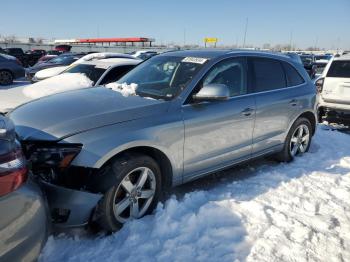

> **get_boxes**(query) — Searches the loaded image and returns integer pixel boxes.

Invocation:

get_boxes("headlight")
[26,143,82,168]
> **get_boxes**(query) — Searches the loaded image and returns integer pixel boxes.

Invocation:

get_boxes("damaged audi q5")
[8,50,316,232]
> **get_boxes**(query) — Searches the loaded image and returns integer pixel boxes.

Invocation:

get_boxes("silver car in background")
[9,50,316,232]
[0,116,48,261]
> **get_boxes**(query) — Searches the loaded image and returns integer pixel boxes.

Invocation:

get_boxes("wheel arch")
[297,111,317,135]
[99,146,174,189]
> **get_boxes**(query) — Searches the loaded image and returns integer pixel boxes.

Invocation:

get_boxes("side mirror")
[193,84,230,102]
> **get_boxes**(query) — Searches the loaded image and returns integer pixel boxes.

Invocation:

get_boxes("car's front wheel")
[275,117,312,162]
[95,154,162,232]
[0,70,13,85]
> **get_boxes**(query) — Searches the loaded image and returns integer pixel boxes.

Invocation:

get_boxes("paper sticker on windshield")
[182,57,208,64]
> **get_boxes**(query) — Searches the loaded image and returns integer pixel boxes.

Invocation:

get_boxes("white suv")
[316,54,350,125]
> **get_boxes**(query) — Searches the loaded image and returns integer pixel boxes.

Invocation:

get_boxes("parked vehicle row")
[31,52,139,82]
[25,53,85,82]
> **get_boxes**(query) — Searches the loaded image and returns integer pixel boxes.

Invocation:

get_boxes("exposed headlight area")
[25,143,82,168]
[21,142,82,183]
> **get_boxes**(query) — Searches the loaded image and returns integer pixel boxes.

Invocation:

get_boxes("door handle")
[289,99,298,106]
[241,108,254,116]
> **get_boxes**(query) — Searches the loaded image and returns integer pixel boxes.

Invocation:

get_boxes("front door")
[182,57,256,182]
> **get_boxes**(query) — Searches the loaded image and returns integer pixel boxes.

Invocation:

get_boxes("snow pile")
[39,127,350,262]
[34,66,68,80]
[23,73,93,99]
[105,82,138,97]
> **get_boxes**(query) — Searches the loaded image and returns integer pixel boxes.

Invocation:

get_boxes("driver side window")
[202,57,247,97]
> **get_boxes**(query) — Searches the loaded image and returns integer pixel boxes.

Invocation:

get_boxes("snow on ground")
[23,73,93,99]
[39,126,350,262]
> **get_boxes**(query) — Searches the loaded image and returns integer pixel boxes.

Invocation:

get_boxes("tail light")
[0,147,28,197]
[315,78,324,93]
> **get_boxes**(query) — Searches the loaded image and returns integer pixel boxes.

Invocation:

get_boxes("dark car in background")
[26,53,85,81]
[25,49,47,65]
[2,48,27,66]
[2,48,46,67]
[300,54,317,78]
[0,53,25,85]
[36,54,58,65]
[0,115,48,262]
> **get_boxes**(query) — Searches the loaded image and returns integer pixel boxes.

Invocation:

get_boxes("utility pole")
[289,30,293,51]
[243,17,248,48]
[183,28,186,47]
[314,36,318,51]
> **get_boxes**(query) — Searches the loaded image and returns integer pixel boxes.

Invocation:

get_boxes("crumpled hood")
[9,87,168,141]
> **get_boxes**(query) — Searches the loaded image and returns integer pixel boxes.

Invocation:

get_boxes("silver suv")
[9,50,317,232]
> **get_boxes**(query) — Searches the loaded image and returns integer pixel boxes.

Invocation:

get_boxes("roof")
[161,49,297,62]
[79,58,141,67]
[162,49,230,59]
[334,54,350,61]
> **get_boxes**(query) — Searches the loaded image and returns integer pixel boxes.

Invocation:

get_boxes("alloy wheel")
[0,71,13,85]
[112,167,156,223]
[289,124,310,156]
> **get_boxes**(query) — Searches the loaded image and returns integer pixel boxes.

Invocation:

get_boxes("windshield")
[49,55,77,65]
[315,64,327,74]
[315,55,332,61]
[300,56,313,64]
[62,64,107,84]
[116,56,208,99]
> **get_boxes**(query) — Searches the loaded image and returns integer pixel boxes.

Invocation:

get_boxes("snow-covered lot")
[38,126,350,262]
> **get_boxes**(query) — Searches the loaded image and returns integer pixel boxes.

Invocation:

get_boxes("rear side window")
[327,61,350,78]
[99,65,136,85]
[281,62,305,86]
[252,58,286,92]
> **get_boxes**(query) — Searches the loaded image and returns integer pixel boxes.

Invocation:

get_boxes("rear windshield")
[327,61,350,78]
[63,64,106,83]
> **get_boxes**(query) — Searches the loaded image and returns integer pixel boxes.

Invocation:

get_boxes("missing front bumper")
[40,180,102,228]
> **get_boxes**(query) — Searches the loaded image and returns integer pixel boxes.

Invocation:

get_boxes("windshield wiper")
[136,90,173,100]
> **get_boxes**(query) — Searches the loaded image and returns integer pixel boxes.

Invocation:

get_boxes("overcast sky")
[1,0,349,49]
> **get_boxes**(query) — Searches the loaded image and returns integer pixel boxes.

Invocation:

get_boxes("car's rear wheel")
[95,154,162,232]
[0,70,13,85]
[275,117,312,162]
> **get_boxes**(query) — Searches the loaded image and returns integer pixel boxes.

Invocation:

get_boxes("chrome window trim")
[182,77,306,107]
[181,54,307,107]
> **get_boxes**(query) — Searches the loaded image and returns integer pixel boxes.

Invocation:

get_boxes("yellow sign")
[204,37,218,43]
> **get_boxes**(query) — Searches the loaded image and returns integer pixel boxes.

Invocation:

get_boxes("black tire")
[275,117,312,162]
[94,153,162,232]
[0,70,13,85]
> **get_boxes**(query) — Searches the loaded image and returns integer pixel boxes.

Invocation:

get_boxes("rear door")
[250,57,305,155]
[322,60,350,105]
